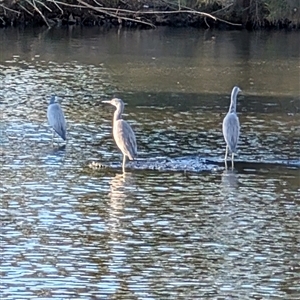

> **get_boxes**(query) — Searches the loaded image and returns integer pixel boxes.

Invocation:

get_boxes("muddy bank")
[0,0,299,29]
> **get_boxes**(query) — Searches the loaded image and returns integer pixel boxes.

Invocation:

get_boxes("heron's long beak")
[102,100,111,104]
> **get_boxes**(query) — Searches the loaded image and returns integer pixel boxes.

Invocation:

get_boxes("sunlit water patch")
[2,169,299,298]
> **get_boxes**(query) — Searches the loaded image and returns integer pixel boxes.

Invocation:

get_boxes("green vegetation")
[0,0,299,29]
[264,0,299,24]
[166,0,300,27]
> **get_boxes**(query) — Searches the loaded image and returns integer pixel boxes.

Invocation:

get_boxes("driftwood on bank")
[0,0,243,29]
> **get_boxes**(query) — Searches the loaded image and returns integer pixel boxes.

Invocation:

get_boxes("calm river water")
[1,27,299,299]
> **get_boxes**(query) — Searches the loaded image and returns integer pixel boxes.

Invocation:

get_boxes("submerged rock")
[89,156,221,172]
[89,156,300,173]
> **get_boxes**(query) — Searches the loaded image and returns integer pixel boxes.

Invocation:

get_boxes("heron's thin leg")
[224,145,228,160]
[224,159,228,169]
[122,155,126,173]
[231,153,234,169]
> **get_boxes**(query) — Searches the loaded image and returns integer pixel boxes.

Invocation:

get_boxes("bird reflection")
[106,173,155,298]
[108,172,135,228]
[107,173,129,260]
[49,144,66,160]
[108,173,127,218]
[219,169,240,227]
[221,169,239,194]
[51,144,66,155]
[44,144,66,166]
[106,172,135,293]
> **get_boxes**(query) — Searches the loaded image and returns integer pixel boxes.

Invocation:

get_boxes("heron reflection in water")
[221,169,239,192]
[102,98,137,173]
[47,95,67,143]
[222,86,242,169]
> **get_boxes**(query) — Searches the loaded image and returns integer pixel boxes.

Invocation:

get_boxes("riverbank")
[0,0,299,29]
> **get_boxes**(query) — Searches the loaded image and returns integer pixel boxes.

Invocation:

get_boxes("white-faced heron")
[102,98,137,173]
[222,86,242,169]
[47,95,67,142]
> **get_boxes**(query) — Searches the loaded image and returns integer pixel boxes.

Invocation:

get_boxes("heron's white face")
[102,98,124,107]
[235,86,242,93]
[110,98,123,107]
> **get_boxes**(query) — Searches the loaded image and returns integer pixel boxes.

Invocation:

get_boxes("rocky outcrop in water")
[89,156,221,172]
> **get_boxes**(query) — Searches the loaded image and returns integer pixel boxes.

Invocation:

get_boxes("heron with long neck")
[222,86,242,169]
[102,98,137,173]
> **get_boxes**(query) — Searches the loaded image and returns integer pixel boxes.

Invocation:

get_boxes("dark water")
[1,27,299,299]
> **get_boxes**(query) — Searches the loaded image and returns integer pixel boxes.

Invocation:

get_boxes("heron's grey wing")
[47,104,67,140]
[222,113,240,152]
[114,120,137,160]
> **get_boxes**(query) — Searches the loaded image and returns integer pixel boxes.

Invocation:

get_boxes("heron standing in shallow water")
[222,86,242,169]
[47,95,67,143]
[102,98,137,173]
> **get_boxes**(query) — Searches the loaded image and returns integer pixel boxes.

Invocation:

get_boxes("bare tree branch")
[46,0,86,9]
[5,0,242,28]
[18,3,34,16]
[25,0,51,28]
[35,0,52,12]
[0,4,21,15]
[77,0,156,28]
[46,0,64,15]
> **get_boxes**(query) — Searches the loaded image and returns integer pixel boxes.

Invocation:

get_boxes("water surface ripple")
[1,28,299,299]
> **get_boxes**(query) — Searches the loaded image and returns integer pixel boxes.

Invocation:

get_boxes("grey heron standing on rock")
[222,86,242,169]
[47,95,67,143]
[102,98,137,173]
